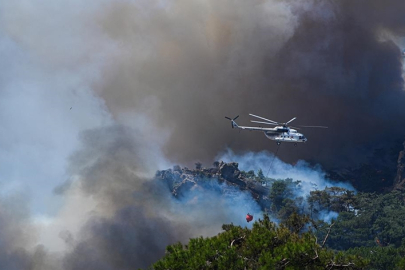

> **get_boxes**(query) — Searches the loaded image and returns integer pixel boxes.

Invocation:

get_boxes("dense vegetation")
[151,167,405,269]
[152,214,368,270]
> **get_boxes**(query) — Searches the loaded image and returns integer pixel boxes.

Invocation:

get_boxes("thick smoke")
[93,0,405,167]
[56,125,262,269]
[218,149,355,223]
[1,0,405,269]
[0,192,64,270]
[1,122,263,269]
[218,149,354,193]
[0,0,114,214]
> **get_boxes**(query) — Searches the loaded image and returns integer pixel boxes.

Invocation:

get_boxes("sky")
[0,0,405,269]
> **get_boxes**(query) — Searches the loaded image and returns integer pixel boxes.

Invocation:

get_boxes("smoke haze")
[95,0,405,167]
[1,0,405,268]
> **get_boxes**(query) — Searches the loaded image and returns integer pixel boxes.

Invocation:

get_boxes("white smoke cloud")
[175,182,263,231]
[318,210,339,223]
[0,0,116,216]
[217,148,355,194]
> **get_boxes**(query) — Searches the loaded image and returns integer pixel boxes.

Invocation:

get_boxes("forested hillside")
[150,160,405,269]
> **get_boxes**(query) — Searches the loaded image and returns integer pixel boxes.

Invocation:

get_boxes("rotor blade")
[285,117,296,125]
[249,114,279,124]
[289,126,301,130]
[233,115,239,121]
[250,120,278,126]
[298,125,328,128]
[225,116,231,120]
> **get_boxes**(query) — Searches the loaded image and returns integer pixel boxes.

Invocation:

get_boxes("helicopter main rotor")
[249,114,327,129]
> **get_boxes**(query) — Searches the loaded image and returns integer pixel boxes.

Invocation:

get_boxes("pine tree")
[151,214,368,270]
[257,169,265,180]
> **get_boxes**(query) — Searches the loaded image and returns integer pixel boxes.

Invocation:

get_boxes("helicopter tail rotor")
[225,115,239,128]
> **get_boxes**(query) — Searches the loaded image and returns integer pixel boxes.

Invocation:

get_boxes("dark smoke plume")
[96,0,405,167]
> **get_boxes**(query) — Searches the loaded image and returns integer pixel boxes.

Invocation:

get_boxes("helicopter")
[225,114,327,146]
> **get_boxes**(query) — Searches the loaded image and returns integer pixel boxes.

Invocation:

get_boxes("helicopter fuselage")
[264,128,307,144]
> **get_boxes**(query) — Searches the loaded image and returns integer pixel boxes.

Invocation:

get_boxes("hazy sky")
[2,0,405,213]
[1,0,405,268]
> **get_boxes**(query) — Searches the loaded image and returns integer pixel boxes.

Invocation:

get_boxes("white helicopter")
[225,114,327,146]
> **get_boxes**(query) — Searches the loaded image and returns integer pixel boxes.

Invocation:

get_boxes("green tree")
[257,169,265,180]
[324,191,405,250]
[308,187,354,219]
[241,170,256,179]
[269,180,289,212]
[151,214,367,269]
[343,245,405,270]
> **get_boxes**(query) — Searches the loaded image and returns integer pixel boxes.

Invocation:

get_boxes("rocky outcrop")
[155,161,270,208]
[218,162,246,188]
